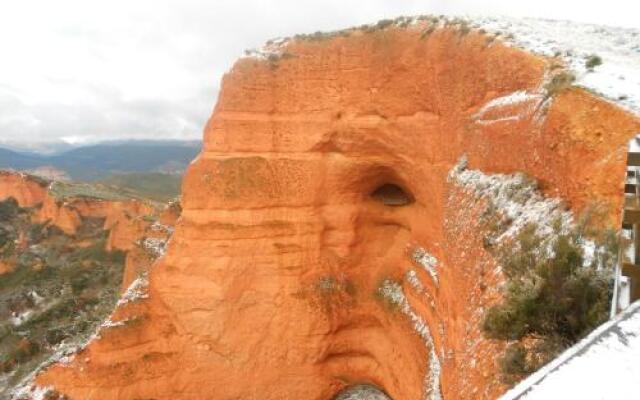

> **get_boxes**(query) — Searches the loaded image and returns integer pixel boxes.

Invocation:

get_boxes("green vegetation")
[0,198,25,258]
[375,19,394,30]
[585,54,603,71]
[0,338,40,373]
[0,202,125,394]
[482,214,616,384]
[98,172,182,202]
[0,197,20,220]
[420,26,436,39]
[49,180,132,202]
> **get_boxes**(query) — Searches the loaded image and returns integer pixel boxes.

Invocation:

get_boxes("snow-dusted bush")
[544,71,576,98]
[585,54,603,71]
[483,218,616,383]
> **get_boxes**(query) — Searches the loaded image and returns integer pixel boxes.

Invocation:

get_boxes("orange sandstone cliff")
[33,22,640,400]
[0,171,48,208]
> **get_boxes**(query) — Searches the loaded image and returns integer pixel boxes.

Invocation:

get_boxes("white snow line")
[474,116,522,125]
[473,90,543,120]
[378,280,442,400]
[411,248,440,286]
[406,269,425,293]
[118,272,150,306]
[500,300,640,399]
[448,157,571,242]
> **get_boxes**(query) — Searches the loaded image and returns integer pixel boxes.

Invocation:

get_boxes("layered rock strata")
[32,20,640,400]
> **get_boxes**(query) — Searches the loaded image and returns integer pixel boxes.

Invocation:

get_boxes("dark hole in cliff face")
[370,183,414,206]
[333,384,392,400]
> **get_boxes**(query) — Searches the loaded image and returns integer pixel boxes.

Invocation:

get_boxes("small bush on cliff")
[544,71,576,99]
[375,19,394,30]
[0,198,20,220]
[483,214,615,383]
[0,226,13,251]
[585,54,603,71]
[498,343,530,381]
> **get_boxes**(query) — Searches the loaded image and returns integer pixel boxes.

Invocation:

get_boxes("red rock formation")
[0,171,48,208]
[36,196,83,235]
[158,200,181,227]
[35,24,640,400]
[0,170,159,239]
[0,170,174,294]
[70,198,156,230]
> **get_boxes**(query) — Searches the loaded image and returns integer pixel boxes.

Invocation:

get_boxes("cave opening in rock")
[333,384,393,400]
[370,183,414,206]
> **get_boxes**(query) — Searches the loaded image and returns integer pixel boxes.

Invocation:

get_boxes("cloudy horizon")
[1,0,638,150]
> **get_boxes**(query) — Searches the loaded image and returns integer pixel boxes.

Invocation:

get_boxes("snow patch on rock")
[470,17,640,116]
[378,279,442,400]
[141,237,168,257]
[473,90,545,125]
[448,156,571,242]
[411,248,440,286]
[11,384,56,400]
[150,221,174,235]
[406,269,425,293]
[8,329,101,399]
[118,272,149,306]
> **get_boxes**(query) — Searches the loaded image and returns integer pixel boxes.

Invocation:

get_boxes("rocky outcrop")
[34,20,640,400]
[36,195,83,235]
[0,171,176,288]
[0,171,159,239]
[119,204,178,290]
[0,171,48,208]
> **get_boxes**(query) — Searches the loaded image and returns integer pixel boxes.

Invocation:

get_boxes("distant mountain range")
[0,140,201,181]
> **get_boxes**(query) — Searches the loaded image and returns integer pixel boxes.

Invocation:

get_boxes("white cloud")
[0,0,637,145]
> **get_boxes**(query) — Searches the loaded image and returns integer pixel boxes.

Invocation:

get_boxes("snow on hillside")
[249,16,640,117]
[471,17,640,116]
[500,300,640,399]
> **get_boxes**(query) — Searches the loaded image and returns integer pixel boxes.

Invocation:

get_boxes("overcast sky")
[0,0,637,148]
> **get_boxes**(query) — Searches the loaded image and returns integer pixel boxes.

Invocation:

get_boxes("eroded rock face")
[0,171,174,288]
[35,24,640,400]
[0,171,48,208]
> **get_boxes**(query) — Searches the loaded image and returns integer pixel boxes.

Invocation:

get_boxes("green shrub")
[45,328,67,346]
[420,26,436,39]
[375,19,394,30]
[71,273,92,294]
[499,344,530,383]
[0,226,13,249]
[0,198,20,220]
[69,240,123,263]
[483,218,615,382]
[0,338,40,372]
[27,222,49,243]
[585,54,603,70]
[457,21,471,36]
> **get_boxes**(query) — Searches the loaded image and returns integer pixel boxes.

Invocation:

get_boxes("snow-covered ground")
[500,300,640,399]
[471,17,640,116]
[248,16,640,118]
